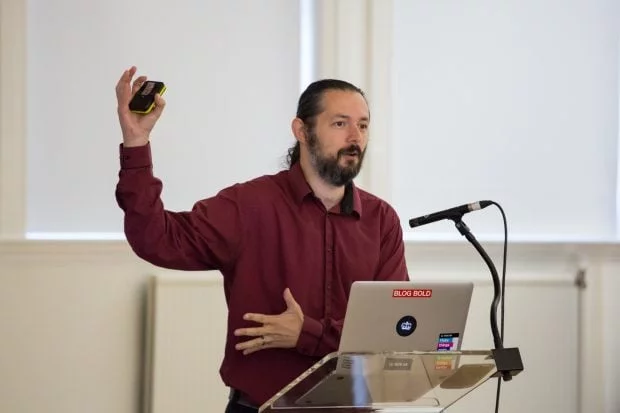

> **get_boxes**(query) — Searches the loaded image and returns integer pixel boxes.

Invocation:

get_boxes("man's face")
[306,90,370,187]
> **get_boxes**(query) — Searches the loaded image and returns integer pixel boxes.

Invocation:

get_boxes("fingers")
[283,288,297,308]
[116,66,138,110]
[236,336,263,349]
[234,326,268,337]
[235,336,268,351]
[237,335,274,355]
[150,93,166,117]
[243,313,274,324]
[243,344,269,355]
[131,76,148,96]
[116,67,136,92]
[116,66,136,86]
[283,288,303,320]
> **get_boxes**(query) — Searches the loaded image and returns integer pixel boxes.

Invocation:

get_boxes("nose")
[347,124,364,144]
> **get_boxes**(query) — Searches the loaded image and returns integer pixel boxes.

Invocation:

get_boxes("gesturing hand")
[234,288,304,355]
[115,66,166,147]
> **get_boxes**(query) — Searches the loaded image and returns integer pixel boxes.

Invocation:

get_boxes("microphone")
[409,201,492,228]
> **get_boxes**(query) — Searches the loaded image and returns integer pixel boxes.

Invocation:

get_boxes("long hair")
[286,79,366,168]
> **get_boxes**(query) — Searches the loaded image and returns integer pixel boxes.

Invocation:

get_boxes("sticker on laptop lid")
[392,288,432,298]
[437,333,460,351]
[395,315,417,337]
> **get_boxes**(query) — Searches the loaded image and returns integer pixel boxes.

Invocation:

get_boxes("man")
[115,66,409,413]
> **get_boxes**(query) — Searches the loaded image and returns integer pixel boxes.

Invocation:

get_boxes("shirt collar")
[288,162,362,218]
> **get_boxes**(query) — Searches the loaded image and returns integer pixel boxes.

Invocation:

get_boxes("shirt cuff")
[119,142,152,169]
[296,315,323,356]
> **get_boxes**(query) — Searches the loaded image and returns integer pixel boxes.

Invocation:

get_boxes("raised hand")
[115,66,166,147]
[234,288,305,355]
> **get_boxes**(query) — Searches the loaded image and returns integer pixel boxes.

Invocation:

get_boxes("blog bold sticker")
[392,289,433,298]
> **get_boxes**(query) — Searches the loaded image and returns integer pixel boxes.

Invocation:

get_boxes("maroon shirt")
[115,143,409,406]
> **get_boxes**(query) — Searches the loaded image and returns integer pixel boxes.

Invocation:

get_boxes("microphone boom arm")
[453,218,502,350]
[450,216,523,381]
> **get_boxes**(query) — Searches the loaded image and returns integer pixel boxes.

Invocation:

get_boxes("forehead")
[319,90,369,120]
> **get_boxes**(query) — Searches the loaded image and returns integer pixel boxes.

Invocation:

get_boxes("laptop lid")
[338,281,474,353]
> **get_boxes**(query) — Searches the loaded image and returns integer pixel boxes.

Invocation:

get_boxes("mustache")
[338,145,362,157]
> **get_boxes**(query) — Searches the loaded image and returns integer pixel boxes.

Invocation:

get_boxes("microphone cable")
[490,201,508,413]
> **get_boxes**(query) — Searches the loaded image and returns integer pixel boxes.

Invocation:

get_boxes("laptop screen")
[338,281,473,353]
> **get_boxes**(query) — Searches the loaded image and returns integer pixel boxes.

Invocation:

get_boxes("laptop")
[338,280,474,353]
[292,281,477,407]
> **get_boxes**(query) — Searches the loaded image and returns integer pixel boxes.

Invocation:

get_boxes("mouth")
[340,153,360,165]
[340,147,361,159]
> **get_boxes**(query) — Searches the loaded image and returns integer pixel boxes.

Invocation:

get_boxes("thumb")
[150,93,166,117]
[283,288,297,309]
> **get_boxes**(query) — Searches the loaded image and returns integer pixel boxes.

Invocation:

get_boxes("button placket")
[324,213,334,318]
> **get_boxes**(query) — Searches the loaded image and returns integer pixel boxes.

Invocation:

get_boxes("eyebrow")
[332,114,370,122]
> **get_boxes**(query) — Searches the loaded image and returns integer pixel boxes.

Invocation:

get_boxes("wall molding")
[1,238,617,267]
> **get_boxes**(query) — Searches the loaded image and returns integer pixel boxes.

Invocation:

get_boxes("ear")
[291,118,307,144]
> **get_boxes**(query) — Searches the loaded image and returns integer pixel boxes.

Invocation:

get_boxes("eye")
[359,123,369,131]
[334,121,346,128]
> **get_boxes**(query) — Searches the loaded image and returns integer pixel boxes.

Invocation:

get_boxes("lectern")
[259,348,522,412]
[259,201,524,412]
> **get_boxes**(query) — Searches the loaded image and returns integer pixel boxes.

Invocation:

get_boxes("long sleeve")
[115,143,242,271]
[295,316,343,357]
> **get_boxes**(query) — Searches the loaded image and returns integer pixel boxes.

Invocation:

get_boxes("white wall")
[0,242,152,413]
[0,241,618,413]
[1,1,620,413]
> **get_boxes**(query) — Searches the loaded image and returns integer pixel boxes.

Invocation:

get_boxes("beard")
[307,130,366,187]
